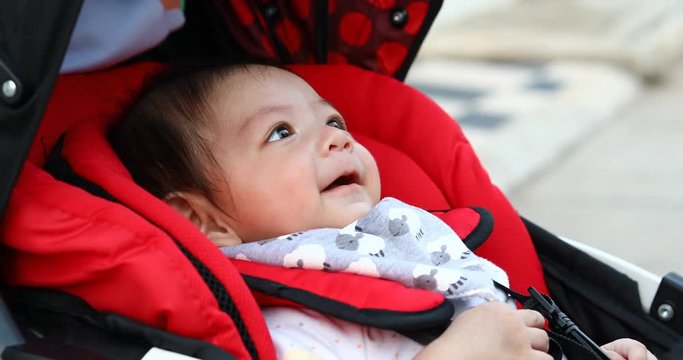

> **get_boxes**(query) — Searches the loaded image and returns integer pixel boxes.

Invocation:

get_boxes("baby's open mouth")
[323,172,360,192]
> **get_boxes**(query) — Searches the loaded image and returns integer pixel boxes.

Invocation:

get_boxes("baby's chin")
[329,202,376,228]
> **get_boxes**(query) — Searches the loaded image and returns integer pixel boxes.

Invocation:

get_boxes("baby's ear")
[164,192,243,247]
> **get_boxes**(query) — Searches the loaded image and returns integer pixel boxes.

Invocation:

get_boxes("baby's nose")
[322,127,353,154]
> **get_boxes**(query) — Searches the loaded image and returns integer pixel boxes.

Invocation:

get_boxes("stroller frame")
[1,1,682,359]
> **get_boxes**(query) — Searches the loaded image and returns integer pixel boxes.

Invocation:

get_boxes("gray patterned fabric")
[222,197,510,317]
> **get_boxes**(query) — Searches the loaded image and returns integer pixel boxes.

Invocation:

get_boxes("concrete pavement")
[406,1,683,277]
[508,61,683,276]
[422,0,683,81]
[405,58,640,193]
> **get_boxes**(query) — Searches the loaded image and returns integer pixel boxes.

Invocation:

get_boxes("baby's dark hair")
[109,60,280,200]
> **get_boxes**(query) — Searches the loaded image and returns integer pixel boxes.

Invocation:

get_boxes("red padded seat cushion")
[29,63,546,291]
[27,62,548,294]
[293,65,547,294]
[2,62,548,356]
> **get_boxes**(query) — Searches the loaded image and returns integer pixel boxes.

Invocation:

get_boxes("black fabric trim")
[45,136,118,203]
[4,287,235,360]
[548,329,604,360]
[427,206,493,251]
[133,0,241,62]
[42,142,259,360]
[666,341,683,360]
[242,274,453,333]
[174,243,258,359]
[525,218,683,359]
[394,0,443,81]
[260,3,293,63]
[463,207,493,251]
[398,321,449,346]
[314,0,328,63]
[547,337,565,360]
[0,0,83,221]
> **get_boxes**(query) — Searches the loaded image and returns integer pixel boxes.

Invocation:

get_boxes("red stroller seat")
[1,1,681,359]
[1,62,547,358]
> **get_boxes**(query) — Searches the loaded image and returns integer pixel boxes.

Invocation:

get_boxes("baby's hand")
[415,302,552,360]
[601,338,657,360]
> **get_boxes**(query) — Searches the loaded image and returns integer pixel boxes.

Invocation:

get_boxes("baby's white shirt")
[263,307,424,360]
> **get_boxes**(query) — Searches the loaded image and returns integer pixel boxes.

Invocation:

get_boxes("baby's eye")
[326,117,346,130]
[267,124,293,142]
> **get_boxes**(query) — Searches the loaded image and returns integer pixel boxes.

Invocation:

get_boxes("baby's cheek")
[360,152,381,202]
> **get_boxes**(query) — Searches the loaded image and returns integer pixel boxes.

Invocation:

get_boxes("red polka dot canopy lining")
[209,0,440,79]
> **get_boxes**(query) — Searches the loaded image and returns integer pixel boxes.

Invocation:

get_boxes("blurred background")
[405,0,683,276]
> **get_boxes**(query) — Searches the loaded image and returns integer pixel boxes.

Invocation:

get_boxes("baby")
[110,62,654,360]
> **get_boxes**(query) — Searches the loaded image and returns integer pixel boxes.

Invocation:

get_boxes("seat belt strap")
[494,281,612,360]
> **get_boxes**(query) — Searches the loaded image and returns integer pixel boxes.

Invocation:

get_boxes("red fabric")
[234,260,446,312]
[68,120,275,359]
[2,163,271,360]
[4,63,276,359]
[293,64,548,294]
[376,42,408,75]
[239,205,487,311]
[432,209,482,242]
[353,134,448,209]
[27,62,164,167]
[339,12,373,46]
[210,1,432,77]
[1,62,548,358]
[405,2,428,35]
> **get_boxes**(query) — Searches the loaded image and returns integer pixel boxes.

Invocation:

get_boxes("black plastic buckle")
[494,281,611,360]
[526,287,611,360]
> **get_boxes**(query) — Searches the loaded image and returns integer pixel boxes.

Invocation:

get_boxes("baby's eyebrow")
[241,104,292,133]
[317,98,340,113]
[247,105,292,122]
[239,99,340,133]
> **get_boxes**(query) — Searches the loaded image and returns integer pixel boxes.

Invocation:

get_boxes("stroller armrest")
[650,273,683,334]
[559,237,661,313]
[560,237,683,335]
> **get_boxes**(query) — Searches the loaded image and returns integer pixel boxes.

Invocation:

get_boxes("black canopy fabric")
[0,1,84,354]
[0,0,84,218]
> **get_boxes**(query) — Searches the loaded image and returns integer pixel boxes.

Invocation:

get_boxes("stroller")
[1,0,681,359]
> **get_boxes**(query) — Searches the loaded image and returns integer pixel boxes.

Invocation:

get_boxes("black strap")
[4,287,236,360]
[313,0,328,63]
[259,3,293,63]
[44,135,117,203]
[494,281,612,360]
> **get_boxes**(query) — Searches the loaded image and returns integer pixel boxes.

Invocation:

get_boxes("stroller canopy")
[3,1,680,360]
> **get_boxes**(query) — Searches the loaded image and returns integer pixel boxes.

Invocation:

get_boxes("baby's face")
[208,66,381,243]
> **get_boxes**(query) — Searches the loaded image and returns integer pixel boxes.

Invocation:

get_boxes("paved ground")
[508,61,683,277]
[405,58,640,192]
[408,1,683,277]
[423,0,683,81]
